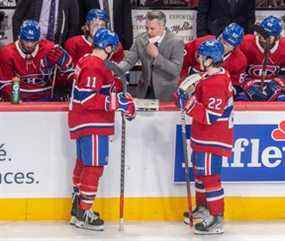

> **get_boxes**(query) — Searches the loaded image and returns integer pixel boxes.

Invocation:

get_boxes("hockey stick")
[179,102,193,228]
[252,24,270,88]
[51,9,65,99]
[119,80,127,232]
[104,60,127,231]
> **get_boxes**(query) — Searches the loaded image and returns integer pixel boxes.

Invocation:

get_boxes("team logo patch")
[248,64,280,78]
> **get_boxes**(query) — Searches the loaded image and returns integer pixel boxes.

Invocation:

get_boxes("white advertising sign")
[132,9,197,42]
[0,111,285,199]
[131,9,285,43]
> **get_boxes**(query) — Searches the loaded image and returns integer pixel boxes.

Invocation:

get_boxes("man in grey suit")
[117,10,184,101]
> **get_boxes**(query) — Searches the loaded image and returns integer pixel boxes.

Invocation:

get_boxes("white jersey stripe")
[70,123,114,132]
[191,137,232,149]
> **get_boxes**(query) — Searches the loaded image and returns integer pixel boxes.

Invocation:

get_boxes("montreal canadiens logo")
[271,121,285,141]
[248,64,280,78]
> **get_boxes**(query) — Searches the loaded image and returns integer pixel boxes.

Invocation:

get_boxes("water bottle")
[110,91,117,111]
[11,78,20,104]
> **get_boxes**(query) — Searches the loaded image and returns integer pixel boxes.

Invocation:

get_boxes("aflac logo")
[223,121,285,170]
[271,121,285,141]
[174,122,285,183]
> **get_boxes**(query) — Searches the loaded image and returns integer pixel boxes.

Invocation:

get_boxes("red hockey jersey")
[64,35,124,65]
[240,34,285,79]
[186,68,234,157]
[68,54,122,139]
[181,35,215,79]
[0,40,55,101]
[181,35,247,86]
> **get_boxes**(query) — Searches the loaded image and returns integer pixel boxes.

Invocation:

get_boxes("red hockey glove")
[116,92,136,121]
[105,92,136,120]
[43,45,73,72]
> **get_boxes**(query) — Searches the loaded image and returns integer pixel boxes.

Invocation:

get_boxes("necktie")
[102,0,110,16]
[230,0,239,15]
[47,0,56,41]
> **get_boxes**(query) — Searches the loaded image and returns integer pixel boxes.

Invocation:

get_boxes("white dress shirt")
[39,0,59,39]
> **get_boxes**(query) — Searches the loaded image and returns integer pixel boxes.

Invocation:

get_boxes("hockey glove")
[105,92,136,120]
[174,89,188,109]
[277,94,285,101]
[266,80,282,101]
[176,73,201,109]
[43,45,73,72]
[116,92,136,121]
[247,83,269,101]
[243,79,268,101]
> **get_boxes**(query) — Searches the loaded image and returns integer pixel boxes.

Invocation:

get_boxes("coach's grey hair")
[146,11,166,26]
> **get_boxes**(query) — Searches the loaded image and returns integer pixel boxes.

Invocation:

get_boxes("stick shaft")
[180,109,193,227]
[119,114,126,231]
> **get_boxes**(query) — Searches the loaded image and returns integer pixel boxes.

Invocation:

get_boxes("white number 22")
[208,98,222,110]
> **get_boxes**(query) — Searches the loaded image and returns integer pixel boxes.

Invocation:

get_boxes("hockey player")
[181,23,247,97]
[239,16,285,101]
[64,9,124,66]
[0,20,72,101]
[177,40,234,234]
[68,28,136,231]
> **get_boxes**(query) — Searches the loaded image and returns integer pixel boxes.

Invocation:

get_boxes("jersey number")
[208,98,222,110]
[86,77,96,88]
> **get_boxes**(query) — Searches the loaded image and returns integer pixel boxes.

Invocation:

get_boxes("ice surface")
[0,221,284,241]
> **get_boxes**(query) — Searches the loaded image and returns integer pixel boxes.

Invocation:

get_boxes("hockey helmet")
[260,16,282,37]
[93,28,119,49]
[19,20,41,42]
[86,9,109,23]
[198,40,224,64]
[222,23,244,47]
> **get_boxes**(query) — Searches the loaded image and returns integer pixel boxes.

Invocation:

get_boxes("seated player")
[64,9,124,66]
[181,23,247,99]
[0,20,72,102]
[239,16,285,101]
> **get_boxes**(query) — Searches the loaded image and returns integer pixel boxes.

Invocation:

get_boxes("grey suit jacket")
[118,30,184,101]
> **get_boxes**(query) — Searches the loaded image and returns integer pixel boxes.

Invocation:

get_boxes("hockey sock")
[79,166,104,210]
[195,177,207,207]
[203,175,224,216]
[72,159,84,187]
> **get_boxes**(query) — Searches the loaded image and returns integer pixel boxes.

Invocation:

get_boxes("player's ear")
[105,46,113,54]
[204,58,213,68]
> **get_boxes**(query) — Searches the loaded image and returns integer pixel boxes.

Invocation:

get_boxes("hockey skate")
[194,215,224,235]
[183,206,210,225]
[69,188,100,226]
[75,208,104,231]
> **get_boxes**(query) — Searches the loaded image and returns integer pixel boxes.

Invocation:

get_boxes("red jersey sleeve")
[0,47,15,99]
[64,37,78,65]
[180,40,196,80]
[111,42,125,63]
[224,48,248,86]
